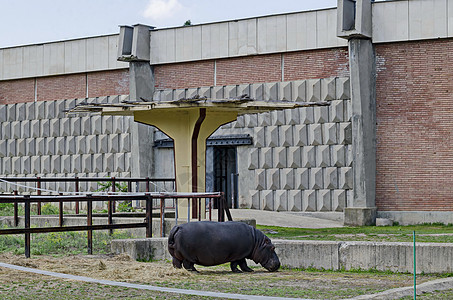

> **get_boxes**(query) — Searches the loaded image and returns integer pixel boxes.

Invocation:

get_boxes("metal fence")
[0,192,230,258]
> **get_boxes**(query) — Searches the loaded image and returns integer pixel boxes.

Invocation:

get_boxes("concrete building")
[0,0,452,225]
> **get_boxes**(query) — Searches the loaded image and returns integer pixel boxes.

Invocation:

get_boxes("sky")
[0,0,337,48]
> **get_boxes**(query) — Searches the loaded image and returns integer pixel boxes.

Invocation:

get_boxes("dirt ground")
[0,252,447,299]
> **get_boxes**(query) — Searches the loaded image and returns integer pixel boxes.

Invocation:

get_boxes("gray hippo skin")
[168,221,280,273]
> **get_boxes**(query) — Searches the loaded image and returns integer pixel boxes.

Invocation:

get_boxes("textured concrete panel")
[81,154,92,173]
[248,148,259,170]
[324,167,338,189]
[30,120,40,138]
[292,80,307,101]
[249,190,260,210]
[65,136,76,155]
[35,102,45,120]
[316,145,330,167]
[295,168,309,190]
[317,190,331,212]
[11,157,20,175]
[120,133,131,152]
[41,155,51,173]
[16,103,26,121]
[245,114,258,128]
[11,121,21,139]
[261,190,274,211]
[31,156,40,174]
[187,88,199,99]
[51,156,61,173]
[7,105,16,122]
[198,87,211,99]
[109,135,120,153]
[98,135,108,153]
[300,107,314,124]
[104,153,115,173]
[1,123,11,139]
[250,83,264,100]
[302,146,316,168]
[0,140,6,158]
[288,190,302,211]
[76,136,86,154]
[61,155,71,173]
[303,190,316,211]
[323,123,337,145]
[55,100,66,118]
[336,77,350,100]
[293,124,308,146]
[287,146,301,168]
[263,82,279,101]
[3,157,11,175]
[0,106,7,122]
[112,116,124,134]
[331,145,346,167]
[91,116,102,135]
[275,190,288,211]
[308,124,323,146]
[20,121,30,139]
[346,145,353,167]
[321,77,336,101]
[329,100,345,122]
[115,153,125,172]
[7,140,15,157]
[255,169,266,190]
[285,108,299,125]
[36,138,45,156]
[279,125,293,147]
[17,139,26,156]
[55,137,65,155]
[259,147,273,169]
[270,110,285,126]
[49,119,59,137]
[279,81,292,101]
[70,118,81,136]
[81,117,91,136]
[87,135,97,154]
[345,100,352,121]
[339,167,353,189]
[339,122,352,145]
[273,147,286,168]
[266,126,279,147]
[212,86,223,99]
[258,112,271,127]
[266,168,280,190]
[332,190,346,212]
[25,138,35,156]
[72,155,82,173]
[280,168,294,190]
[233,115,245,128]
[59,118,70,136]
[45,101,56,119]
[253,127,265,148]
[309,167,323,190]
[40,119,50,137]
[46,137,55,155]
[102,116,113,134]
[314,106,329,124]
[93,153,103,172]
[224,85,237,99]
[307,79,321,102]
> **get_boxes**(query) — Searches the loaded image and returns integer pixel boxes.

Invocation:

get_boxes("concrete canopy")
[71,98,328,218]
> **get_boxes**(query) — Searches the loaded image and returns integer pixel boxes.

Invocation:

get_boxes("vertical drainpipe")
[337,0,377,226]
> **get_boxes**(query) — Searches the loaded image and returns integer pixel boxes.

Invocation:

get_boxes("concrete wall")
[111,237,453,274]
[152,77,352,213]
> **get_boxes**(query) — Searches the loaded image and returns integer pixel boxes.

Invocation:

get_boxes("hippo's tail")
[167,225,180,257]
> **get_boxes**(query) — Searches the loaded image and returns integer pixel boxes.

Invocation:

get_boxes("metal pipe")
[87,196,93,255]
[59,193,63,227]
[175,198,178,225]
[24,195,31,258]
[37,177,41,215]
[75,177,79,214]
[13,190,18,227]
[160,198,164,237]
[145,194,152,238]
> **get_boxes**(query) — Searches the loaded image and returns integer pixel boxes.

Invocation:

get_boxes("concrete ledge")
[344,207,377,226]
[111,238,453,274]
[378,211,453,225]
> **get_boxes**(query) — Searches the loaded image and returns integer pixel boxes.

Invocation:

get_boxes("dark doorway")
[213,146,237,208]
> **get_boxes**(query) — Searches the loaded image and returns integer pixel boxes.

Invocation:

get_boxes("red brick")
[0,78,35,104]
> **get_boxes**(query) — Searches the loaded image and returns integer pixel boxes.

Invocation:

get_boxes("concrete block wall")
[153,77,352,213]
[0,95,133,197]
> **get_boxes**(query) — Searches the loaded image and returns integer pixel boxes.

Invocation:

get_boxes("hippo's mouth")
[262,259,280,272]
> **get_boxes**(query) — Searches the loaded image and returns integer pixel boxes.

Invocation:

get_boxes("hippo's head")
[253,232,280,272]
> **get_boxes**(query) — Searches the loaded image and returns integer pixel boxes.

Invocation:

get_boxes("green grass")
[257,223,453,243]
[0,229,134,255]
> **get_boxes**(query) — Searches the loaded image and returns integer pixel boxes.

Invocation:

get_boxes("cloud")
[143,0,183,20]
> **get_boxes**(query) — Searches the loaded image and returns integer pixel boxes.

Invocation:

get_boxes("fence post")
[145,194,152,238]
[75,176,79,214]
[59,193,64,227]
[160,198,165,237]
[24,195,31,258]
[13,190,19,227]
[37,177,41,215]
[87,195,93,255]
[111,177,116,213]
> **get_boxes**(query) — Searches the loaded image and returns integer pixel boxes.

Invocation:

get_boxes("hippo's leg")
[230,261,242,273]
[238,258,253,272]
[172,257,182,269]
[182,259,198,272]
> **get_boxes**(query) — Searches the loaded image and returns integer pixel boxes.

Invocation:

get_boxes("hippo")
[167,221,280,273]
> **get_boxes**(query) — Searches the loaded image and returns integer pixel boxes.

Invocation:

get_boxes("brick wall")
[0,69,129,103]
[376,39,453,211]
[0,78,35,104]
[87,69,129,98]
[37,73,86,101]
[154,60,215,89]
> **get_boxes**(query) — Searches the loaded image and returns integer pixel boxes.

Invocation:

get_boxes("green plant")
[0,203,24,216]
[41,203,60,215]
[96,180,133,212]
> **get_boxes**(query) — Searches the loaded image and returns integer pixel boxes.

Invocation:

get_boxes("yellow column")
[134,108,237,219]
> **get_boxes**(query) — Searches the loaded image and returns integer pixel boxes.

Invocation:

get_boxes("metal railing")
[0,177,175,214]
[0,192,231,258]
